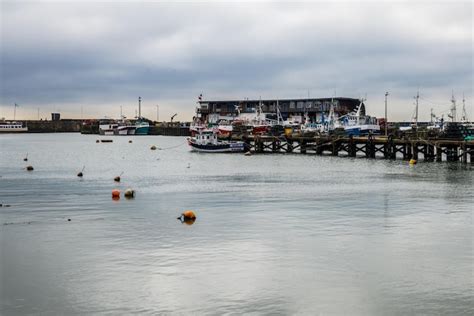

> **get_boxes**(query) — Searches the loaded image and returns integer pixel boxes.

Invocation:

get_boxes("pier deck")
[239,135,474,164]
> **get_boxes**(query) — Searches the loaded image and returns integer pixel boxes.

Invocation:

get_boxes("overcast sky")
[0,0,472,121]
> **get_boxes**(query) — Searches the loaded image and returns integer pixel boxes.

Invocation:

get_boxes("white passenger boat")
[187,130,246,153]
[0,121,28,132]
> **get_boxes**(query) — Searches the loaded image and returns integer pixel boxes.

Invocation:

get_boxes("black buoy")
[114,172,123,182]
[26,166,34,171]
[77,166,85,177]
[67,218,71,222]
[129,140,133,143]
[23,153,28,161]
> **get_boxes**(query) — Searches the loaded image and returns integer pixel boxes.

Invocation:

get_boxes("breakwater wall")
[149,126,190,136]
[25,120,82,133]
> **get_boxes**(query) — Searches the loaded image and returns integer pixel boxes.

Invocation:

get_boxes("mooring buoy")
[26,166,34,171]
[96,139,100,143]
[124,188,135,198]
[77,166,85,177]
[150,145,157,150]
[114,171,123,182]
[409,159,417,165]
[23,153,28,161]
[129,140,133,143]
[112,189,120,199]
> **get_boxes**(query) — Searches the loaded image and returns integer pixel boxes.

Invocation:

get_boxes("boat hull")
[188,140,245,153]
[345,125,381,136]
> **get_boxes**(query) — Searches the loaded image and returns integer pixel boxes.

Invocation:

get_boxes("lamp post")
[384,92,389,136]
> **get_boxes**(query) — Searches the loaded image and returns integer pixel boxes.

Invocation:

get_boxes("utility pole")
[384,92,389,136]
[13,103,18,120]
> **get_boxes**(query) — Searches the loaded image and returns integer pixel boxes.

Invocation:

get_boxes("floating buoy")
[96,139,100,143]
[180,210,196,220]
[150,145,157,150]
[23,153,28,161]
[129,140,133,143]
[187,163,190,168]
[101,139,113,143]
[114,171,123,182]
[77,166,85,177]
[67,218,71,222]
[178,210,197,225]
[26,166,34,171]
[409,159,417,165]
[124,188,135,198]
[244,151,252,156]
[112,189,120,199]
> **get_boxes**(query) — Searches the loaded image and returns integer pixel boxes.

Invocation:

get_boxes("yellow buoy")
[124,188,135,198]
[409,159,417,165]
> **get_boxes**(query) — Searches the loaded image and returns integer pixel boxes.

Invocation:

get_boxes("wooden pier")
[240,135,474,164]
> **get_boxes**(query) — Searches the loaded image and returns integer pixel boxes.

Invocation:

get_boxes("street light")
[384,92,389,136]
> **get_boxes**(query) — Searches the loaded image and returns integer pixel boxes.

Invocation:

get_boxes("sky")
[0,0,472,122]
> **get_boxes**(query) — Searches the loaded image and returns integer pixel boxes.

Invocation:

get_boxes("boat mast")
[461,93,468,122]
[138,96,142,119]
[450,91,456,122]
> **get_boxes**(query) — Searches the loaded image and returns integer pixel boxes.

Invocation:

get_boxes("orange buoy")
[182,210,196,220]
[112,189,120,199]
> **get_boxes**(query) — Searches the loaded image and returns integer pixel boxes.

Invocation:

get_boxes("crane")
[170,113,177,122]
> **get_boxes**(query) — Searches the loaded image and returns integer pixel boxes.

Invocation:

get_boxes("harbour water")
[1,134,473,315]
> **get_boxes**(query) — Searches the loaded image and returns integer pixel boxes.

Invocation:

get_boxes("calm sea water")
[0,133,472,315]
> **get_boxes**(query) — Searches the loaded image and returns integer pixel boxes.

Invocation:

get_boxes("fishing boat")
[99,119,118,135]
[134,120,149,135]
[337,99,380,136]
[187,130,246,153]
[0,121,28,132]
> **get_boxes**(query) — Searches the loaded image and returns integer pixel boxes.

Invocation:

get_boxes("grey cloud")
[0,1,472,120]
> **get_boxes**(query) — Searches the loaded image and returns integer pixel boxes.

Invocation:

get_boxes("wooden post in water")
[412,143,419,161]
[332,140,338,156]
[461,143,467,164]
[301,140,307,154]
[349,136,356,157]
[406,144,412,160]
[286,141,293,153]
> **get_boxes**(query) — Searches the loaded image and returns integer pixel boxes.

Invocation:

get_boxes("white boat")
[187,130,246,153]
[0,121,28,132]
